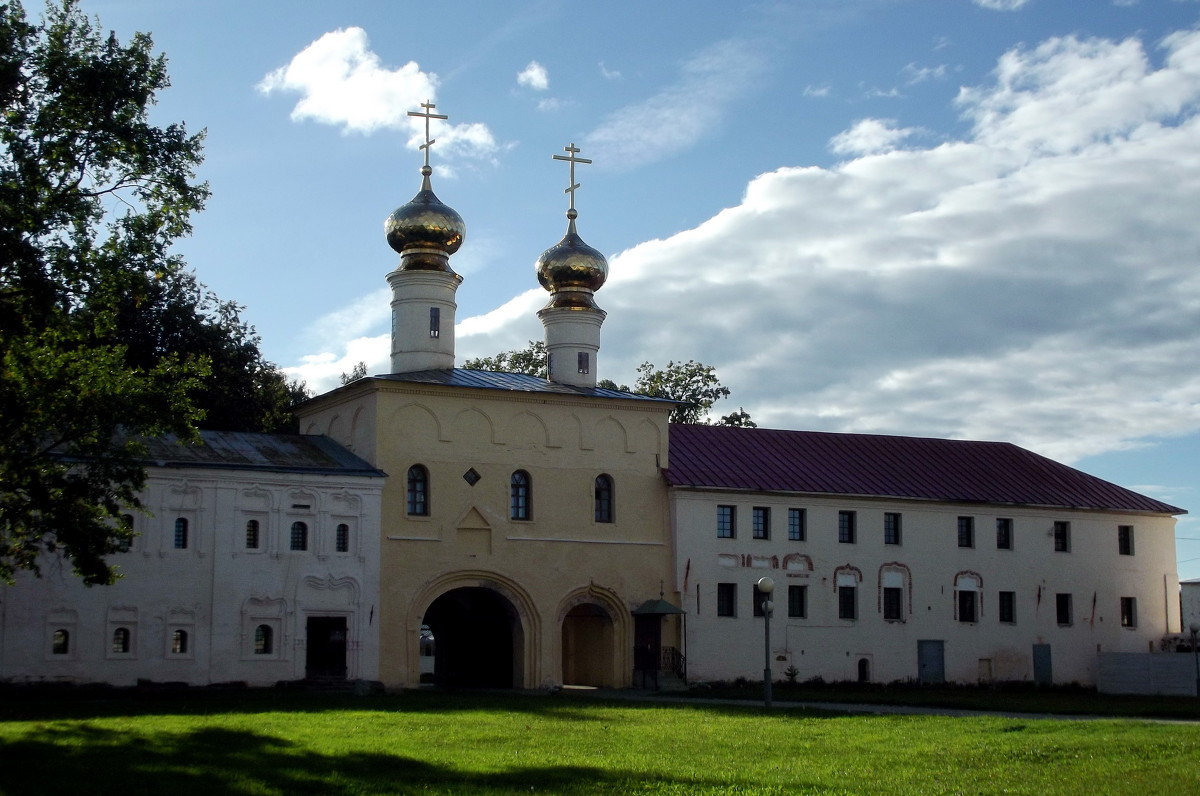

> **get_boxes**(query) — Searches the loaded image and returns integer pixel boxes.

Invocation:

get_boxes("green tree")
[110,268,309,432]
[466,342,753,426]
[340,360,368,385]
[0,0,211,584]
[633,360,746,425]
[463,340,548,378]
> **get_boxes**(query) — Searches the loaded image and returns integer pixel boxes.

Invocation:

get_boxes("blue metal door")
[917,639,945,684]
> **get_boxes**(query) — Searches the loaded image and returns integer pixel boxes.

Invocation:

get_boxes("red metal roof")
[665,424,1184,514]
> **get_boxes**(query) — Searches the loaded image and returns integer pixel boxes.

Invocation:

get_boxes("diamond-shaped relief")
[462,468,481,486]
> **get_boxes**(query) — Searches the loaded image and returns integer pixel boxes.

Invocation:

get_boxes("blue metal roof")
[371,368,677,404]
[136,431,385,477]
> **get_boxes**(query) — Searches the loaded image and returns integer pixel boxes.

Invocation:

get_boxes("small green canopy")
[631,598,684,616]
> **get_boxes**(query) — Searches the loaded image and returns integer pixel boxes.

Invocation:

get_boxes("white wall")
[673,490,1179,686]
[0,465,382,687]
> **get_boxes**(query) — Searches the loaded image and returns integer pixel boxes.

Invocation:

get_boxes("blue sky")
[76,0,1200,579]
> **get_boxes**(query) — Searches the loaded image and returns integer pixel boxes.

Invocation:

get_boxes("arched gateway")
[410,572,539,689]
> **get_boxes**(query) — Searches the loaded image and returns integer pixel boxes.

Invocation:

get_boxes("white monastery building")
[0,106,1187,691]
[0,432,384,686]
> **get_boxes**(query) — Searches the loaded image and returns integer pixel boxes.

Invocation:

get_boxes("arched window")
[245,519,260,549]
[510,470,531,521]
[173,517,189,549]
[171,629,188,654]
[407,465,429,516]
[52,629,70,655]
[112,627,130,654]
[594,474,614,523]
[254,624,273,655]
[336,523,350,553]
[290,521,308,551]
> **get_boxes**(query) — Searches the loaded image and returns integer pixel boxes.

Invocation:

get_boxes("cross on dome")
[552,143,592,216]
[407,100,448,170]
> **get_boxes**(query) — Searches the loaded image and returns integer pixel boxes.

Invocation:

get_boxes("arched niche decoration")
[636,417,665,458]
[326,413,345,445]
[591,416,630,454]
[832,564,863,592]
[389,402,442,444]
[877,562,913,613]
[504,410,552,449]
[450,407,497,446]
[782,553,812,572]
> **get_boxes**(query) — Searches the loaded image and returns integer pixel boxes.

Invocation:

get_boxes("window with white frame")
[1053,521,1071,552]
[787,508,805,541]
[752,507,770,540]
[717,505,736,539]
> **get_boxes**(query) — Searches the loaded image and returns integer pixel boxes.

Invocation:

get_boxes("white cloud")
[584,38,768,169]
[516,60,549,90]
[829,118,920,155]
[803,84,832,97]
[291,26,1200,465]
[599,62,622,80]
[973,0,1032,10]
[904,63,948,84]
[259,27,497,161]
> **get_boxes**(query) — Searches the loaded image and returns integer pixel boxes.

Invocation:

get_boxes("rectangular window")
[958,590,978,623]
[717,505,736,539]
[1118,525,1134,556]
[716,583,737,617]
[996,518,1013,550]
[335,524,350,553]
[752,507,770,540]
[883,587,903,621]
[1053,521,1071,552]
[957,516,974,548]
[752,583,770,617]
[838,511,856,544]
[884,513,902,545]
[1056,593,1073,625]
[787,585,807,618]
[998,591,1016,623]
[1120,597,1137,628]
[245,519,260,550]
[429,306,440,338]
[577,351,589,374]
[787,508,806,541]
[838,586,857,620]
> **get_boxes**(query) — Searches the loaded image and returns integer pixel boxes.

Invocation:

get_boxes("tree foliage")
[465,341,753,426]
[0,1,286,584]
[462,340,548,378]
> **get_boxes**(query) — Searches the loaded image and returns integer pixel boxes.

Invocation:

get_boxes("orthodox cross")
[407,100,448,168]
[552,143,592,212]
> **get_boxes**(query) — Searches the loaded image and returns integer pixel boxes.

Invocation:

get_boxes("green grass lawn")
[1,689,1198,795]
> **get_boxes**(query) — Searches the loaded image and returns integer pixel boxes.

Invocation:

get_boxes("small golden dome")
[385,167,465,267]
[535,211,608,308]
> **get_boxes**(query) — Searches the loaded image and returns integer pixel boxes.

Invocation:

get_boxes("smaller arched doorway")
[857,657,871,682]
[423,587,523,688]
[561,604,615,687]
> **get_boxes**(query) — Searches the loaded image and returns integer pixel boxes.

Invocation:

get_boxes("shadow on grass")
[0,723,809,796]
[0,686,841,725]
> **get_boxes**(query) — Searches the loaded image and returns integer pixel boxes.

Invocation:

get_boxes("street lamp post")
[758,576,775,708]
[1190,623,1200,699]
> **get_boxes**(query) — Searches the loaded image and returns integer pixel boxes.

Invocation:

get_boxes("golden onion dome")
[384,166,465,266]
[535,210,608,308]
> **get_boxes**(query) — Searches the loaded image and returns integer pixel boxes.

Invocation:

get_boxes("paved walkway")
[556,685,1200,723]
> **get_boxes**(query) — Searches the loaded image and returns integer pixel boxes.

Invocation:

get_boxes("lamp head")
[1189,622,1200,635]
[757,576,775,594]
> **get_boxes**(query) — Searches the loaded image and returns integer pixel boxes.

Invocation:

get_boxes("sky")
[71,0,1200,580]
